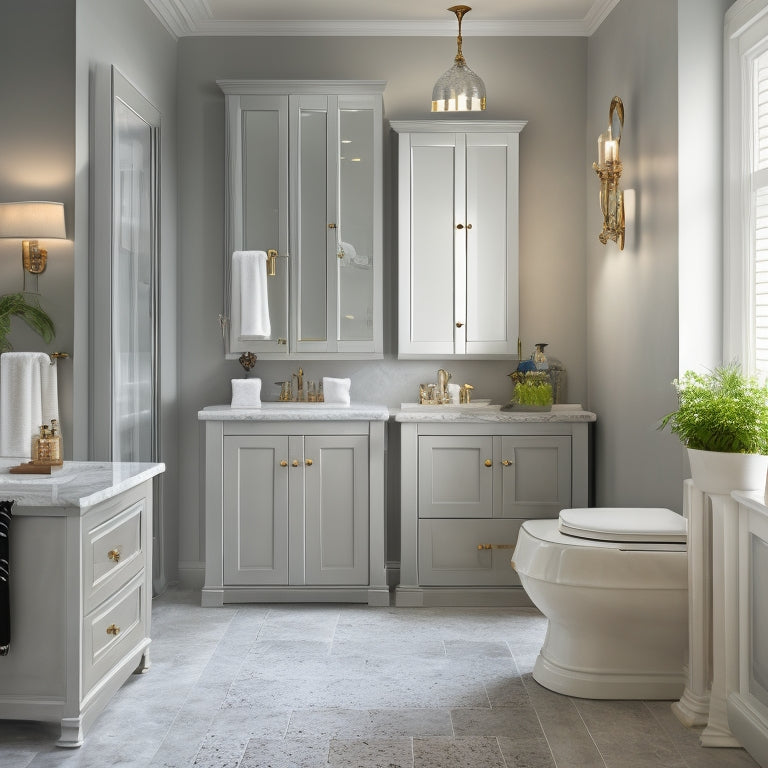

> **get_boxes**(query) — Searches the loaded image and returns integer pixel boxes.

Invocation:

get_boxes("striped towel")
[0,500,12,656]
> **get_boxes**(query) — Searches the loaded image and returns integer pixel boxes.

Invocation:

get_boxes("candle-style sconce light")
[593,96,625,250]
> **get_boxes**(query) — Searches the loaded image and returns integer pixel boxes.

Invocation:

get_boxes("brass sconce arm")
[593,97,625,250]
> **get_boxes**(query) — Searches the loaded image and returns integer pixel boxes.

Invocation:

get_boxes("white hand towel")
[231,378,262,408]
[0,352,58,458]
[447,382,461,404]
[322,377,351,406]
[232,250,271,339]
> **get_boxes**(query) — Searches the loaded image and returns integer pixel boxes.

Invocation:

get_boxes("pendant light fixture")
[431,5,487,112]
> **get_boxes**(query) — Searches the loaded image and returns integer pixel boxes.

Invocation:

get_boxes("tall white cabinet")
[220,80,385,359]
[392,121,526,359]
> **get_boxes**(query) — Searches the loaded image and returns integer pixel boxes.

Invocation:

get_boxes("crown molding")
[144,0,623,38]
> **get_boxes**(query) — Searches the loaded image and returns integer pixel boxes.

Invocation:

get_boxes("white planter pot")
[687,447,768,494]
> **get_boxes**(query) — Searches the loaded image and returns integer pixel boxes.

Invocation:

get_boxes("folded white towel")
[232,250,271,339]
[231,378,262,408]
[447,382,461,404]
[0,352,58,457]
[322,377,351,406]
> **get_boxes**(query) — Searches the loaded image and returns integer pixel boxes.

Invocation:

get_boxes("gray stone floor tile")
[240,738,330,768]
[412,737,506,768]
[327,737,414,768]
[451,705,543,739]
[367,709,453,738]
[497,735,556,767]
[285,708,374,739]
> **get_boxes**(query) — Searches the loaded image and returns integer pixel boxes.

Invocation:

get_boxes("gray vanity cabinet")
[396,416,592,606]
[201,409,389,607]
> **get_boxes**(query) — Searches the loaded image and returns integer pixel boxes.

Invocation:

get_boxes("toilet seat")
[559,507,686,546]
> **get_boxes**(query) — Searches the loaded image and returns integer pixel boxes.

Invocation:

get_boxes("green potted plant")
[659,364,768,493]
[0,293,55,352]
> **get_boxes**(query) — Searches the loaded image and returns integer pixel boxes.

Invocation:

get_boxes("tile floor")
[0,589,760,768]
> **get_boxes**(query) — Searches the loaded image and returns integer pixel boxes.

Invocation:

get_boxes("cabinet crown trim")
[390,120,527,133]
[218,79,387,95]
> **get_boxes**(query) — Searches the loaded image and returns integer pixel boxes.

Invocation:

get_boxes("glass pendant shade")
[431,5,486,112]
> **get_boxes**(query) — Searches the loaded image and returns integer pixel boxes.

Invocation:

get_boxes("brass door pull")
[477,544,516,550]
[466,223,473,229]
[280,460,288,467]
[328,223,337,229]
[484,459,493,467]
[305,459,313,466]
[292,460,299,467]
[501,460,513,466]
[456,223,464,229]
[106,624,120,636]
[107,549,121,563]
[456,322,464,328]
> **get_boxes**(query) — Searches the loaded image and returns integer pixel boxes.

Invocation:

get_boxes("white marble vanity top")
[199,403,390,422]
[0,459,165,509]
[393,404,596,423]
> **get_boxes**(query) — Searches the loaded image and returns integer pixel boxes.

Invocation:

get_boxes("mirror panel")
[337,108,374,342]
[242,109,286,341]
[297,108,328,342]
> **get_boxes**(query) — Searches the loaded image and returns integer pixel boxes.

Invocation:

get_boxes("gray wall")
[73,0,179,586]
[586,0,684,509]
[176,36,589,583]
[0,0,76,456]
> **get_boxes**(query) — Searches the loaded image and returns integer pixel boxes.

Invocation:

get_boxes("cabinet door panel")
[304,435,369,584]
[418,519,522,586]
[466,138,517,354]
[500,436,571,518]
[418,436,494,518]
[223,436,289,584]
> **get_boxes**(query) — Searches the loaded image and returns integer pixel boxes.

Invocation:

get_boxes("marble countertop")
[0,460,165,509]
[393,404,596,423]
[199,403,390,422]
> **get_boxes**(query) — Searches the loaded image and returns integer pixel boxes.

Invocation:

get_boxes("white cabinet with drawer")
[0,461,164,747]
[394,411,594,606]
[199,405,389,606]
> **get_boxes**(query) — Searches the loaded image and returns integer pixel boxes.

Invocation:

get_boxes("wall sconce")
[0,201,66,274]
[431,5,487,112]
[592,97,625,250]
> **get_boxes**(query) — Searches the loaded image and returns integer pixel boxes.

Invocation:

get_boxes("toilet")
[512,507,688,700]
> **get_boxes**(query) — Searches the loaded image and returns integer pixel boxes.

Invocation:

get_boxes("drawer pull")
[107,549,121,563]
[484,459,492,467]
[292,459,299,468]
[106,624,121,636]
[477,543,516,550]
[501,459,513,467]
[305,459,313,466]
[280,460,288,467]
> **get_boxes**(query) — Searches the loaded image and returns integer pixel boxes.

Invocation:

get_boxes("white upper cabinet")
[220,81,385,359]
[392,121,526,358]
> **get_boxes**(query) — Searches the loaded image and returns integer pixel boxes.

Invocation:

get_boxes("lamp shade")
[431,61,487,112]
[0,201,66,239]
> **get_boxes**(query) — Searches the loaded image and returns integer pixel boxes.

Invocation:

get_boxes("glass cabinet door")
[227,94,289,354]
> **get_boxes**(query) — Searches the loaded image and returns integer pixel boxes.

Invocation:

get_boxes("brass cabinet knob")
[501,459,513,467]
[456,322,464,328]
[328,223,337,229]
[280,460,288,467]
[466,223,473,230]
[456,223,464,230]
[305,459,313,466]
[484,459,493,467]
[107,549,121,563]
[106,624,120,636]
[477,544,491,550]
[292,459,299,467]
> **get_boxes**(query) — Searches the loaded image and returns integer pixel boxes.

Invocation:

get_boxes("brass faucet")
[292,367,304,400]
[460,384,474,404]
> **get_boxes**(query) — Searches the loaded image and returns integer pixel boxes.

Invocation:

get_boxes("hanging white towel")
[232,250,271,339]
[0,352,59,458]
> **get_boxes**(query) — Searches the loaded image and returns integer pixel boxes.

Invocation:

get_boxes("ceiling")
[144,0,622,38]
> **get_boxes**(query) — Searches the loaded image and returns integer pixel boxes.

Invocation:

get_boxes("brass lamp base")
[22,240,48,274]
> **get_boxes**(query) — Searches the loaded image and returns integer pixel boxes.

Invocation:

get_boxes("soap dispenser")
[534,343,549,370]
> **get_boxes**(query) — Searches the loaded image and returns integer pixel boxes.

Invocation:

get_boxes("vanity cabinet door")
[303,435,369,585]
[223,435,289,585]
[500,436,571,518]
[418,436,495,518]
[393,121,524,359]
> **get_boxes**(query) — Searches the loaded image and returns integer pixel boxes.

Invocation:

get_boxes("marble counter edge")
[392,409,596,423]
[198,404,390,421]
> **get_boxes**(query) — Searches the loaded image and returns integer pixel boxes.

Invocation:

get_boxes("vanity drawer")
[418,519,523,587]
[83,572,146,695]
[83,493,146,612]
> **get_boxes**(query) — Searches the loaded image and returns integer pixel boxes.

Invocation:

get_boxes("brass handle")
[106,624,120,636]
[456,322,464,328]
[280,460,288,467]
[456,223,464,230]
[305,459,313,466]
[501,460,513,467]
[477,544,516,551]
[328,223,337,229]
[107,549,121,563]
[484,459,492,467]
[466,223,473,230]
[292,459,299,467]
[267,248,278,277]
